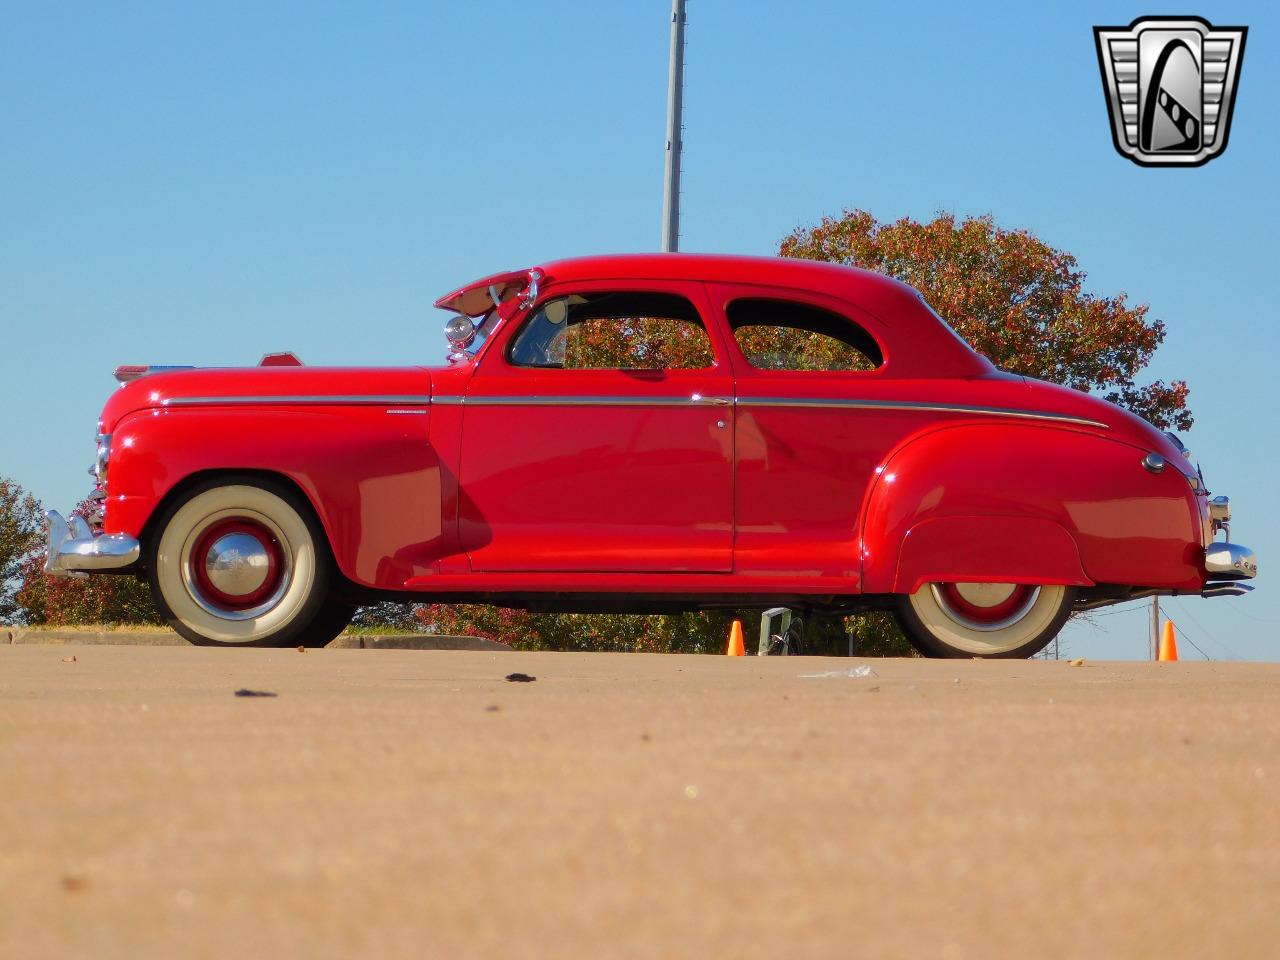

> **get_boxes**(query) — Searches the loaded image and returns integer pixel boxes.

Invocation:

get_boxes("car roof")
[536,253,913,299]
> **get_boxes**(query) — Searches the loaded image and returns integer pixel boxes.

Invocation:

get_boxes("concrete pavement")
[2,645,1278,959]
[4,626,510,650]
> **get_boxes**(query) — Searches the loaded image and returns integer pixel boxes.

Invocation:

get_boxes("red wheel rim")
[189,518,285,612]
[935,583,1037,626]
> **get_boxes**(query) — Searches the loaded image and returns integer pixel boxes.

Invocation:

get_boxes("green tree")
[1,477,45,624]
[781,209,1191,429]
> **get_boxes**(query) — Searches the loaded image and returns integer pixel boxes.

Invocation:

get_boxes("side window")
[727,298,883,372]
[510,292,715,370]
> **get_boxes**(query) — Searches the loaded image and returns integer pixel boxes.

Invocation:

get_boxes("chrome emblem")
[1094,16,1247,167]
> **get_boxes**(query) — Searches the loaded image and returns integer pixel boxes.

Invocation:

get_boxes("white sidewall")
[155,485,317,644]
[908,583,1067,656]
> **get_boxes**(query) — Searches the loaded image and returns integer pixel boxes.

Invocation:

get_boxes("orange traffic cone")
[726,619,746,657]
[1158,620,1178,661]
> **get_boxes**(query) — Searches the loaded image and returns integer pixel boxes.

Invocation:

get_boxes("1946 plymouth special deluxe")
[45,254,1257,657]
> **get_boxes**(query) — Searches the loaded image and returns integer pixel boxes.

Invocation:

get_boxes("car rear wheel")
[895,582,1075,659]
[147,478,347,648]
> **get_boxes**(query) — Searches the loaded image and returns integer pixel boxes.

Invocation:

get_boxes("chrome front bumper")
[44,510,141,578]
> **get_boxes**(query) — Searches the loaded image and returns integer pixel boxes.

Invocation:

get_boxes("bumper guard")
[44,510,141,578]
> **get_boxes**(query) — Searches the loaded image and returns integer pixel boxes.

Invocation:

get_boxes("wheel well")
[137,469,339,576]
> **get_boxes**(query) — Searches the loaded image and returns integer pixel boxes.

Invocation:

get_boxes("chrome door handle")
[690,393,732,406]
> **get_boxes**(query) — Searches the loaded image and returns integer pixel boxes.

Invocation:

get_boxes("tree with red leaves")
[781,210,1192,430]
[12,491,160,627]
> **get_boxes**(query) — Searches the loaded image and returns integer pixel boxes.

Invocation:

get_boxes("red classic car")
[46,254,1256,657]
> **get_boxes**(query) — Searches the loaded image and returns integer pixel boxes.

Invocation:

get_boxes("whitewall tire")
[895,582,1076,659]
[147,478,349,647]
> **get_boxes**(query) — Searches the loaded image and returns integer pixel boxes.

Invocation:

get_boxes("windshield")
[470,307,502,354]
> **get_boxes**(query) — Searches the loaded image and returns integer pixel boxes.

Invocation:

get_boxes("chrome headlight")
[444,314,477,349]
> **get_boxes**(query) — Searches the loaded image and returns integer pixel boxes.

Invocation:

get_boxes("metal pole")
[1150,595,1160,660]
[661,0,686,252]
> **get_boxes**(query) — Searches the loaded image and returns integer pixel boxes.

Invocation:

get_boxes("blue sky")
[2,1,1275,659]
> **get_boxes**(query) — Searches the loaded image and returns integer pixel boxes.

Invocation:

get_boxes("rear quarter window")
[727,298,883,372]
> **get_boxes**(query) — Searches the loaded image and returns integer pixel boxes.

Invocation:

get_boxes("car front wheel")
[147,478,348,647]
[895,582,1075,659]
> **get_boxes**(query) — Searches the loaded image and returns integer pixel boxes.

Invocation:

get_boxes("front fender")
[860,422,1203,594]
[104,406,445,589]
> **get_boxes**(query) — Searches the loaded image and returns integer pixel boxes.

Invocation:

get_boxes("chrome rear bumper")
[44,510,141,578]
[1204,541,1257,581]
[1202,582,1252,598]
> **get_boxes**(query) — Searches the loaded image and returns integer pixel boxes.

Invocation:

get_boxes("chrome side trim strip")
[736,397,1109,428]
[434,394,1107,427]
[432,395,732,408]
[160,393,1106,428]
[162,395,432,407]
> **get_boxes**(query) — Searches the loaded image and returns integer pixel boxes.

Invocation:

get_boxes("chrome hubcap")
[182,513,291,620]
[204,532,272,597]
[930,582,1041,632]
[953,583,1018,607]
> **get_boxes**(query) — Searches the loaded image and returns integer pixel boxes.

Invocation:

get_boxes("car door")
[704,283,895,586]
[456,280,735,572]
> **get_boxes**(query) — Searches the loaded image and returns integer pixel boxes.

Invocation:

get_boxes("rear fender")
[860,422,1203,594]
